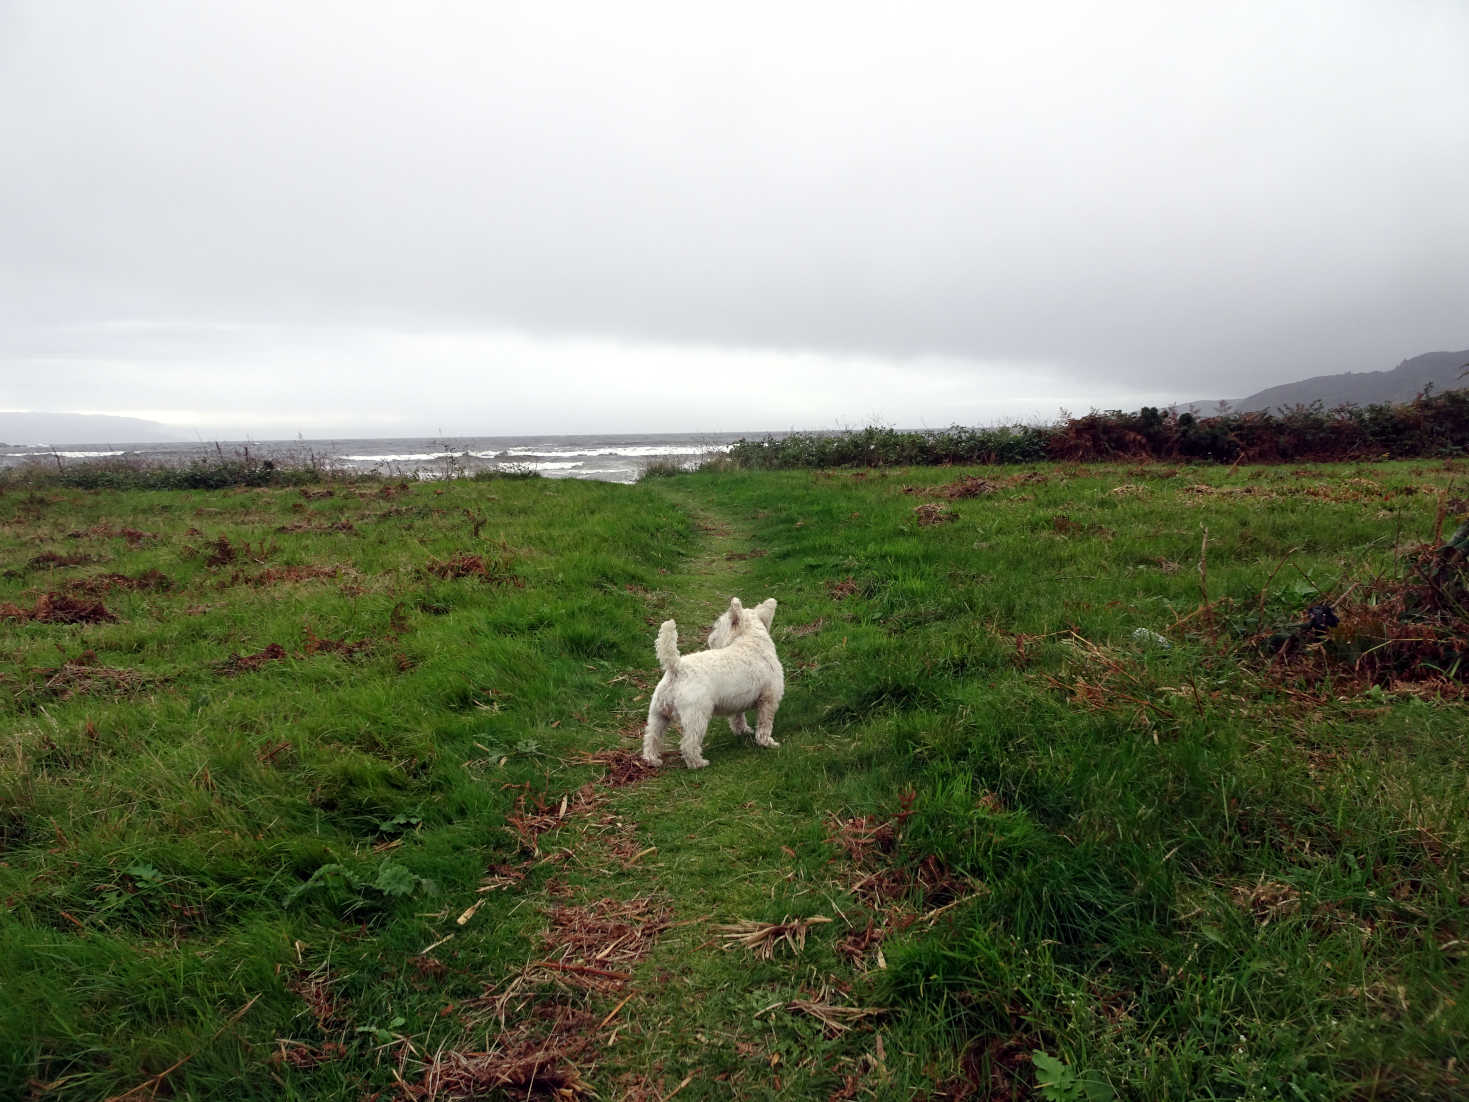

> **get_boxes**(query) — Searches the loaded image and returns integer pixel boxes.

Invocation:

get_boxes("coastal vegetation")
[1,456,1466,1099]
[722,390,1469,470]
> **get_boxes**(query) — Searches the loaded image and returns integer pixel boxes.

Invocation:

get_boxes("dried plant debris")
[534,895,673,988]
[425,551,524,586]
[913,502,957,526]
[216,642,289,675]
[577,748,658,788]
[505,785,605,856]
[301,628,372,659]
[27,551,98,569]
[1,592,117,624]
[407,1012,598,1101]
[785,998,887,1034]
[224,564,340,588]
[1251,514,1469,691]
[65,569,172,596]
[935,475,998,498]
[716,914,833,959]
[24,651,153,700]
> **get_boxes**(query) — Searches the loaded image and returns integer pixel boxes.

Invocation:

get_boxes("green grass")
[1,461,1466,1099]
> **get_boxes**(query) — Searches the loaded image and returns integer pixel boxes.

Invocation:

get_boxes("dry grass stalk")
[785,999,887,1033]
[716,915,832,959]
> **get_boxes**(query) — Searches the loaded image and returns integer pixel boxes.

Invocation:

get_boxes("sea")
[0,432,762,485]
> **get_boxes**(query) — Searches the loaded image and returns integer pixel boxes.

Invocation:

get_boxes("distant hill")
[0,412,190,446]
[1192,349,1469,414]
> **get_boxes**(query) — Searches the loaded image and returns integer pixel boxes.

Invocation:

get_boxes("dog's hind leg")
[754,693,780,749]
[678,705,713,769]
[642,708,671,766]
[728,713,752,736]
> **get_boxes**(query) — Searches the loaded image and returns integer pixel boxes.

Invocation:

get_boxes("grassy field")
[1,460,1466,1100]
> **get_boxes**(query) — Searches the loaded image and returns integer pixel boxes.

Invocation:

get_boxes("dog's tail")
[655,619,681,674]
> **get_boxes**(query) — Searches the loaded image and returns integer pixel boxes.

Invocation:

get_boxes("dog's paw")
[756,735,780,749]
[641,751,662,767]
[683,755,710,769]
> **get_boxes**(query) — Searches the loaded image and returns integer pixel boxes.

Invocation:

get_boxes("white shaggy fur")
[642,597,784,769]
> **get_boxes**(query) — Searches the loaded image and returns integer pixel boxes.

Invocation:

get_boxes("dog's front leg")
[754,693,780,749]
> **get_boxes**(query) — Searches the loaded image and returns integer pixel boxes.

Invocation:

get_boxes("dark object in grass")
[0,592,117,623]
[1304,604,1340,636]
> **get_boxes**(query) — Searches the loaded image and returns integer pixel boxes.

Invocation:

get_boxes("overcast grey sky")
[2,1,1466,437]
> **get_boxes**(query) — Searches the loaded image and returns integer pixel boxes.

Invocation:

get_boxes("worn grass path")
[479,483,933,1100]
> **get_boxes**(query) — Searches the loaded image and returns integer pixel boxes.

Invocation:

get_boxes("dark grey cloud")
[2,2,1466,433]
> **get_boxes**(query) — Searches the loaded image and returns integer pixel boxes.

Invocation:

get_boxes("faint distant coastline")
[0,411,189,446]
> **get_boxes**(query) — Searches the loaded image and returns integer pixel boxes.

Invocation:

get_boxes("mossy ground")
[2,461,1466,1100]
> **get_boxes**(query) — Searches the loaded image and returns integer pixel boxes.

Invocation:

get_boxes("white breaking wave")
[340,452,458,462]
[502,444,732,458]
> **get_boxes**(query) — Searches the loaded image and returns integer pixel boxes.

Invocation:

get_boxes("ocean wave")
[339,452,458,462]
[502,444,732,458]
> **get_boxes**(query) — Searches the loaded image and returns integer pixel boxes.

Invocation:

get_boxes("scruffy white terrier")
[642,597,784,769]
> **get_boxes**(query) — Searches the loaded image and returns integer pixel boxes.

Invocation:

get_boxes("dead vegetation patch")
[1,592,117,624]
[935,475,998,498]
[924,1030,1038,1102]
[23,651,153,701]
[27,551,98,569]
[65,569,172,597]
[505,785,606,857]
[302,628,373,659]
[224,564,342,588]
[578,748,658,788]
[538,895,673,987]
[425,551,524,587]
[1250,516,1469,693]
[406,1009,598,1100]
[275,519,358,534]
[913,502,957,526]
[1050,514,1114,539]
[216,628,376,675]
[716,914,833,960]
[827,577,860,600]
[66,523,155,544]
[824,793,974,969]
[216,642,289,676]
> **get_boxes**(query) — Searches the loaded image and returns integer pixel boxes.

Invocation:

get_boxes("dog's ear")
[756,598,777,628]
[727,596,743,628]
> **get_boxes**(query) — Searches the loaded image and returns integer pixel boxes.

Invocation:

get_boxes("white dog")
[642,597,784,769]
